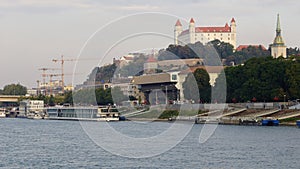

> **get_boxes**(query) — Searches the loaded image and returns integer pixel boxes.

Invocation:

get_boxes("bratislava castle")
[270,14,287,58]
[174,18,237,49]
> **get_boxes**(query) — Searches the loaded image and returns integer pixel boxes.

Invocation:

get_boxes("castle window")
[208,34,210,36]
[221,34,223,36]
[228,34,230,36]
[214,34,216,36]
[228,38,230,40]
[221,38,223,40]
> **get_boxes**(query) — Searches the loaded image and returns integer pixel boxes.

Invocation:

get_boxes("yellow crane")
[52,55,76,93]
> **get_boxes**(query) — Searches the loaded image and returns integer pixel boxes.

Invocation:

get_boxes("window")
[172,74,177,81]
[228,38,230,40]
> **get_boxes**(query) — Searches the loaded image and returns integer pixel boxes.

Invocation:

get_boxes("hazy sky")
[0,0,299,88]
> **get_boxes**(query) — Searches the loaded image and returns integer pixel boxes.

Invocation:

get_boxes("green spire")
[273,13,285,45]
[276,13,281,36]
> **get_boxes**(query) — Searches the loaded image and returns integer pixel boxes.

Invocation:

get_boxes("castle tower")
[230,18,237,49]
[270,14,287,58]
[189,18,195,44]
[174,19,183,45]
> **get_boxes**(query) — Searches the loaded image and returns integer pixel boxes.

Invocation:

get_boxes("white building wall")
[271,46,287,58]
[179,32,236,48]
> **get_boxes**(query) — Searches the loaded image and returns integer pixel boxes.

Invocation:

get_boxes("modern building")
[174,18,237,49]
[270,14,287,58]
[132,72,183,104]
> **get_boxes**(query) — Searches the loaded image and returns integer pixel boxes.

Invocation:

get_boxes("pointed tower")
[189,18,195,44]
[270,14,287,58]
[174,19,183,45]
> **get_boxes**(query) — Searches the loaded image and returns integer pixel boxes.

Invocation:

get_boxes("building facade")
[270,14,287,58]
[174,18,237,49]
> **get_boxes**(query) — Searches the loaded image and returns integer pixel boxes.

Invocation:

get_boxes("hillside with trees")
[157,40,270,66]
[214,56,300,102]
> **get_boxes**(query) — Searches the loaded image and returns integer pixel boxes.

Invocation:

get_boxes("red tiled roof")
[195,26,231,33]
[236,45,267,51]
[147,56,157,63]
[180,25,231,36]
[175,19,182,26]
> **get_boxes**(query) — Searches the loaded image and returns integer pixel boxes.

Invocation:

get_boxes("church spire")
[273,13,285,45]
[276,14,281,36]
[270,14,287,58]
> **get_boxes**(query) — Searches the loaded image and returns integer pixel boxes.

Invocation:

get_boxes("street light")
[284,94,286,109]
[165,85,168,105]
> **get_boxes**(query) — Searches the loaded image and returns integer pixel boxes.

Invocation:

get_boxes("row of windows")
[195,33,233,37]
[195,37,231,41]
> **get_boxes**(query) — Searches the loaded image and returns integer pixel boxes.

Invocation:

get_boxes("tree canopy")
[183,68,211,102]
[1,84,27,95]
[214,56,300,102]
[157,40,270,66]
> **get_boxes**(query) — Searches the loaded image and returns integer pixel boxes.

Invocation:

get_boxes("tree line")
[157,40,272,66]
[215,56,300,102]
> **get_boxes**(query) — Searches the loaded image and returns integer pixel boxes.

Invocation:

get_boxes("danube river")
[1,118,300,168]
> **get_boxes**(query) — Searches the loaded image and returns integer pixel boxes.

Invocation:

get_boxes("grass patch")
[280,117,300,122]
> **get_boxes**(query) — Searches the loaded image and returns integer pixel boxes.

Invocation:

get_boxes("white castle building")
[174,18,237,49]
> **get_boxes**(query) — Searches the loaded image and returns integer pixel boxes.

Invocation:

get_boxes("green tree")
[48,95,55,106]
[2,83,27,95]
[183,68,211,102]
[111,86,128,105]
[210,39,234,59]
[214,57,300,102]
[95,88,113,105]
[64,91,73,104]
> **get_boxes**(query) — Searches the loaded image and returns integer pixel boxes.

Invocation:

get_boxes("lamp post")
[284,94,286,109]
[165,85,168,105]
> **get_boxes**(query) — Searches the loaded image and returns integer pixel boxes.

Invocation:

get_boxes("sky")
[0,0,299,88]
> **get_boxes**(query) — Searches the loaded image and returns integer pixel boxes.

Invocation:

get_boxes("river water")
[0,118,300,168]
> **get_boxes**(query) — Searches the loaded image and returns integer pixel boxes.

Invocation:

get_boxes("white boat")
[97,106,120,122]
[0,108,7,118]
[33,114,43,120]
[45,105,120,121]
[46,106,98,121]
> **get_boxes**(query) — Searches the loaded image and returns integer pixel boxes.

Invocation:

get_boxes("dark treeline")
[215,56,300,102]
[158,40,271,65]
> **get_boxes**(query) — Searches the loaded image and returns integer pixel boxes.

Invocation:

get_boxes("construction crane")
[40,73,61,96]
[52,55,76,93]
[38,68,61,95]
